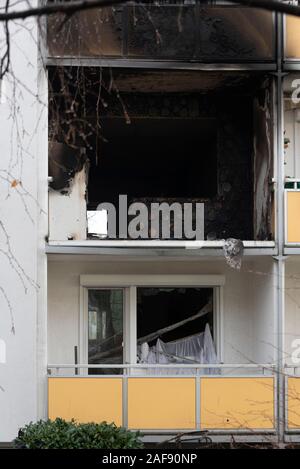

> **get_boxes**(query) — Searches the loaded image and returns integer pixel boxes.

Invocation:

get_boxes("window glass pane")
[137,287,215,368]
[47,7,123,57]
[88,289,123,374]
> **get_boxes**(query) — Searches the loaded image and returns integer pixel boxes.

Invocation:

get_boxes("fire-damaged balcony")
[48,68,275,248]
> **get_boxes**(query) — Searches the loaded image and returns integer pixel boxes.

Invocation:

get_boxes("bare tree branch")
[229,0,300,16]
[0,0,128,22]
[0,0,300,23]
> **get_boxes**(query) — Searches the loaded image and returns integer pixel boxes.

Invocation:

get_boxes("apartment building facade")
[1,1,300,444]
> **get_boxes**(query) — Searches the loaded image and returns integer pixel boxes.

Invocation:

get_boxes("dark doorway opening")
[137,287,213,346]
[88,117,218,208]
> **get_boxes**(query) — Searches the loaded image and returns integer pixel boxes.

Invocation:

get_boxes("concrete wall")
[0,4,47,441]
[48,257,275,367]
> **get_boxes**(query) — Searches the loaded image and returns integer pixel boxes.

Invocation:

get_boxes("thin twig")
[0,0,300,24]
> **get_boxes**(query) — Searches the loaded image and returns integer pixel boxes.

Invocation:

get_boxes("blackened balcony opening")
[88,117,217,205]
[48,68,274,241]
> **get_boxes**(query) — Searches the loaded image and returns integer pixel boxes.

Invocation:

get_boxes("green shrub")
[14,418,143,449]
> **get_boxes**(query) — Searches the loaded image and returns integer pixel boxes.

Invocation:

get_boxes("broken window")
[88,289,123,374]
[136,287,217,371]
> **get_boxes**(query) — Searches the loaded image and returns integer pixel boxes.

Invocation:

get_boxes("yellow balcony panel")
[287,377,300,430]
[128,377,196,430]
[286,15,300,59]
[286,191,300,243]
[48,377,123,426]
[200,377,275,430]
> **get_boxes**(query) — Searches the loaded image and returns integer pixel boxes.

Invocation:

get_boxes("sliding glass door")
[88,288,124,374]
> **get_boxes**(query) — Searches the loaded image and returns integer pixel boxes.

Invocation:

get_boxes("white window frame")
[79,275,225,370]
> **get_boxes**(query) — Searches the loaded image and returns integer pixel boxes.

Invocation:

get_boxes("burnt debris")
[48,142,87,194]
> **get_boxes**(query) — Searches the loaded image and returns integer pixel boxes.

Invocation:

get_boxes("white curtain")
[138,323,219,375]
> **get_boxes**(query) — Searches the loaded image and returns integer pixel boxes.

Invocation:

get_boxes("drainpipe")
[273,12,286,445]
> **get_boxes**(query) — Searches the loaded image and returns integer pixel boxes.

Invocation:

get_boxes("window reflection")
[88,289,123,374]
